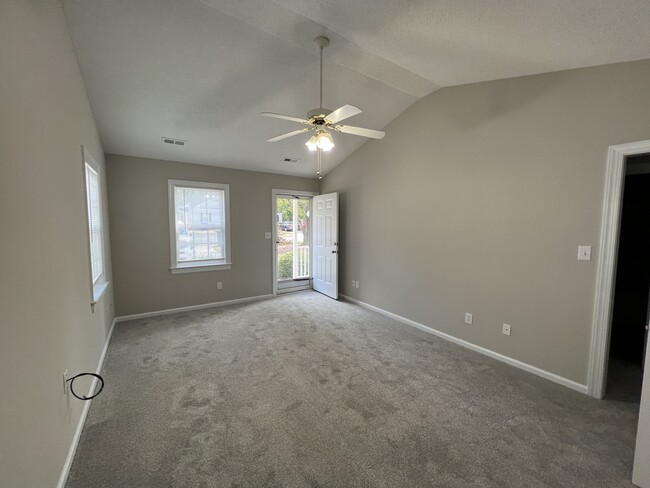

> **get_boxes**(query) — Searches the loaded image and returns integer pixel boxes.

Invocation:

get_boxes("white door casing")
[312,192,338,299]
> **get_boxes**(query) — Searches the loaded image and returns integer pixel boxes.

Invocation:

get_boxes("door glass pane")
[295,199,310,278]
[277,197,294,280]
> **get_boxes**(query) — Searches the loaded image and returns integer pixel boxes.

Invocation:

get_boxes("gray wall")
[0,1,114,486]
[321,59,650,385]
[106,154,319,316]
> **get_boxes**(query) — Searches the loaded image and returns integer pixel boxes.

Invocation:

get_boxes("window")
[168,180,231,273]
[83,147,108,305]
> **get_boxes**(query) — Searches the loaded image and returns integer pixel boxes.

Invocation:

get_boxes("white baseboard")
[341,294,588,394]
[115,294,274,323]
[57,316,117,488]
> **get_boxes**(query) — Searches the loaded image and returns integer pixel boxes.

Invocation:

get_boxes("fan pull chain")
[317,148,322,179]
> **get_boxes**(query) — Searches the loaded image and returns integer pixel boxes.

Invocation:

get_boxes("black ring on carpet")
[66,373,104,400]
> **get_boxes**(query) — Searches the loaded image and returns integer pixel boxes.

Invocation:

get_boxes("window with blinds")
[168,180,231,273]
[85,161,104,284]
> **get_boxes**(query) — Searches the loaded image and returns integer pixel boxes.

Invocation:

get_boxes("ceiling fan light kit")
[306,129,334,152]
[261,36,386,176]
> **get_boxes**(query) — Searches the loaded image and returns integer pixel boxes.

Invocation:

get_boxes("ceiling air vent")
[283,157,300,163]
[161,137,186,146]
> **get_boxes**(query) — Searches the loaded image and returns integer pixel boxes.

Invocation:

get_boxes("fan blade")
[335,124,385,140]
[267,128,311,142]
[325,104,362,124]
[261,112,308,124]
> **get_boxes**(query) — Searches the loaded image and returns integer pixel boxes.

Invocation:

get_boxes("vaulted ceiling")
[62,0,650,177]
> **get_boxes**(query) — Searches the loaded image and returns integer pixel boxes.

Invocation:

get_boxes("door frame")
[588,139,650,398]
[271,189,319,296]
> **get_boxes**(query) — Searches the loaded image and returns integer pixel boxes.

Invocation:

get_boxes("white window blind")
[85,163,104,283]
[168,180,231,272]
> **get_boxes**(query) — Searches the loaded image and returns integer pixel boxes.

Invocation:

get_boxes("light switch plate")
[264,232,272,239]
[578,245,592,261]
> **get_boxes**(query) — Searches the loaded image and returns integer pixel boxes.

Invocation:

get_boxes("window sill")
[170,263,232,274]
[91,281,110,306]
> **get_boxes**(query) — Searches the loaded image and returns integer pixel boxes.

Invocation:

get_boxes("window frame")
[82,147,109,307]
[168,179,232,274]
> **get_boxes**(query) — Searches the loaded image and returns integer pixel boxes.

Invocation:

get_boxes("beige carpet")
[66,291,639,487]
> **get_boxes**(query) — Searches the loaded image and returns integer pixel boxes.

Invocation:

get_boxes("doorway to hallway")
[587,141,650,488]
[606,154,650,402]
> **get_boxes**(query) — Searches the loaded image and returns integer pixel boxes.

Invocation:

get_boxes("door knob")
[331,250,338,254]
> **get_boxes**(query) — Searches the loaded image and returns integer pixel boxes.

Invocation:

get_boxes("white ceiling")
[62,0,650,177]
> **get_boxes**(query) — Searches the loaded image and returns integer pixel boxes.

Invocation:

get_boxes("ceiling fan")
[261,36,386,157]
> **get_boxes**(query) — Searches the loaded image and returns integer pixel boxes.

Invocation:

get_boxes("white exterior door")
[312,192,338,299]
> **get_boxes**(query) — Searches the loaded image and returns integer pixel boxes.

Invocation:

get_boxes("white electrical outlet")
[355,281,360,288]
[352,280,356,287]
[217,282,223,290]
[502,324,512,336]
[465,313,473,324]
[62,369,69,395]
